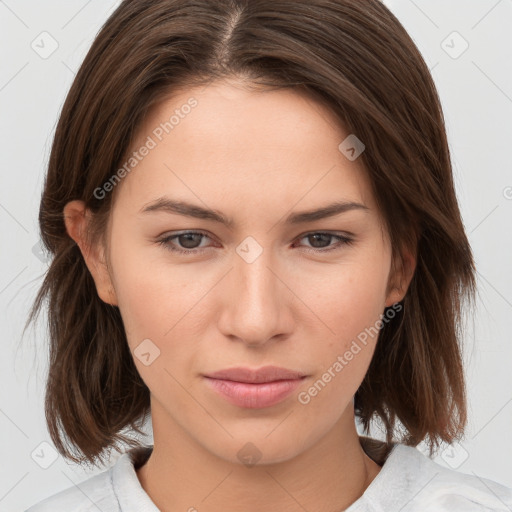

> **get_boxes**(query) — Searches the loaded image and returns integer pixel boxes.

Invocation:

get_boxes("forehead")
[113,80,377,218]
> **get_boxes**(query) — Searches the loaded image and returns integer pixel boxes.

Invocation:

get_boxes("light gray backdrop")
[1,0,511,510]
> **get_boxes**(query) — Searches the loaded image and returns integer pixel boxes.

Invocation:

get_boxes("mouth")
[204,365,308,384]
[203,366,308,409]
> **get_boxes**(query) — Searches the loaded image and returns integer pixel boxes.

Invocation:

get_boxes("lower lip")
[204,377,305,408]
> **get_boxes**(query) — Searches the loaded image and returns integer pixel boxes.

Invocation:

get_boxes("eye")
[294,232,355,253]
[157,230,214,254]
[156,230,355,255]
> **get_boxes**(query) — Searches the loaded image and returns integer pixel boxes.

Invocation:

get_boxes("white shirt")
[25,442,512,511]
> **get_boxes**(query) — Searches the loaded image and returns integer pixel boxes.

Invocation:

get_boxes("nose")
[216,247,294,347]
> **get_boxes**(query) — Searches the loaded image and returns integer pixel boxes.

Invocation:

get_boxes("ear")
[384,245,416,307]
[63,200,118,306]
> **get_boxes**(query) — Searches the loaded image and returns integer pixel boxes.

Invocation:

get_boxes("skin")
[64,78,416,512]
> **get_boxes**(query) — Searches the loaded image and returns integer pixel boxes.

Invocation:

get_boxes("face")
[73,79,411,465]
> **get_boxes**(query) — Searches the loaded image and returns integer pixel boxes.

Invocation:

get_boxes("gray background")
[1,0,511,510]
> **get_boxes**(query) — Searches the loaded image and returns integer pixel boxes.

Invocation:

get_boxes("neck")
[136,401,383,512]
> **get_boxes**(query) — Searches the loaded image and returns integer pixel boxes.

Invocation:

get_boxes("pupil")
[309,234,330,248]
[180,233,202,249]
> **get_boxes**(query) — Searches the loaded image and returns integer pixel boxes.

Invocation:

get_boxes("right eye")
[157,230,214,255]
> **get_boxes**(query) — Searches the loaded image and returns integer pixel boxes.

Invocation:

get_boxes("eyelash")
[156,230,355,255]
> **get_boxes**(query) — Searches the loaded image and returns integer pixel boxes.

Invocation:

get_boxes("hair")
[26,0,477,466]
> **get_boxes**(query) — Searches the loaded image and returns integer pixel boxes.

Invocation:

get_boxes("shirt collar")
[111,445,159,511]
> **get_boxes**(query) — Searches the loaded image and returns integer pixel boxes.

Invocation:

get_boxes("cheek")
[295,268,387,415]
[295,250,391,397]
[109,237,198,340]
[304,253,390,340]
[108,238,214,395]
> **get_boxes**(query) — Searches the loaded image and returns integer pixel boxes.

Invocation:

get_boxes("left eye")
[157,231,354,255]
[297,232,355,252]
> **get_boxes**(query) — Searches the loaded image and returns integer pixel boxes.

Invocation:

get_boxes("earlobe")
[63,200,118,306]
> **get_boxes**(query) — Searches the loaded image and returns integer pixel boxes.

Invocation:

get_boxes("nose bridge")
[219,241,290,345]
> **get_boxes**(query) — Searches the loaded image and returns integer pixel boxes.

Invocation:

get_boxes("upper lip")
[204,365,307,384]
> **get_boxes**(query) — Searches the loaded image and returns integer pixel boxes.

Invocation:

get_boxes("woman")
[26,0,512,510]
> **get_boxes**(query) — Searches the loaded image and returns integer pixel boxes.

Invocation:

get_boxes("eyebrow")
[139,197,369,227]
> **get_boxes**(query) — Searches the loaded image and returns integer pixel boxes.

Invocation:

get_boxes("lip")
[203,366,308,409]
[204,365,307,384]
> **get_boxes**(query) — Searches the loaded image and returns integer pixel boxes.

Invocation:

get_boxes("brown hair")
[26,0,477,465]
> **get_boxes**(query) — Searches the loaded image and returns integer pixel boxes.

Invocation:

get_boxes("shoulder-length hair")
[27,0,477,465]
